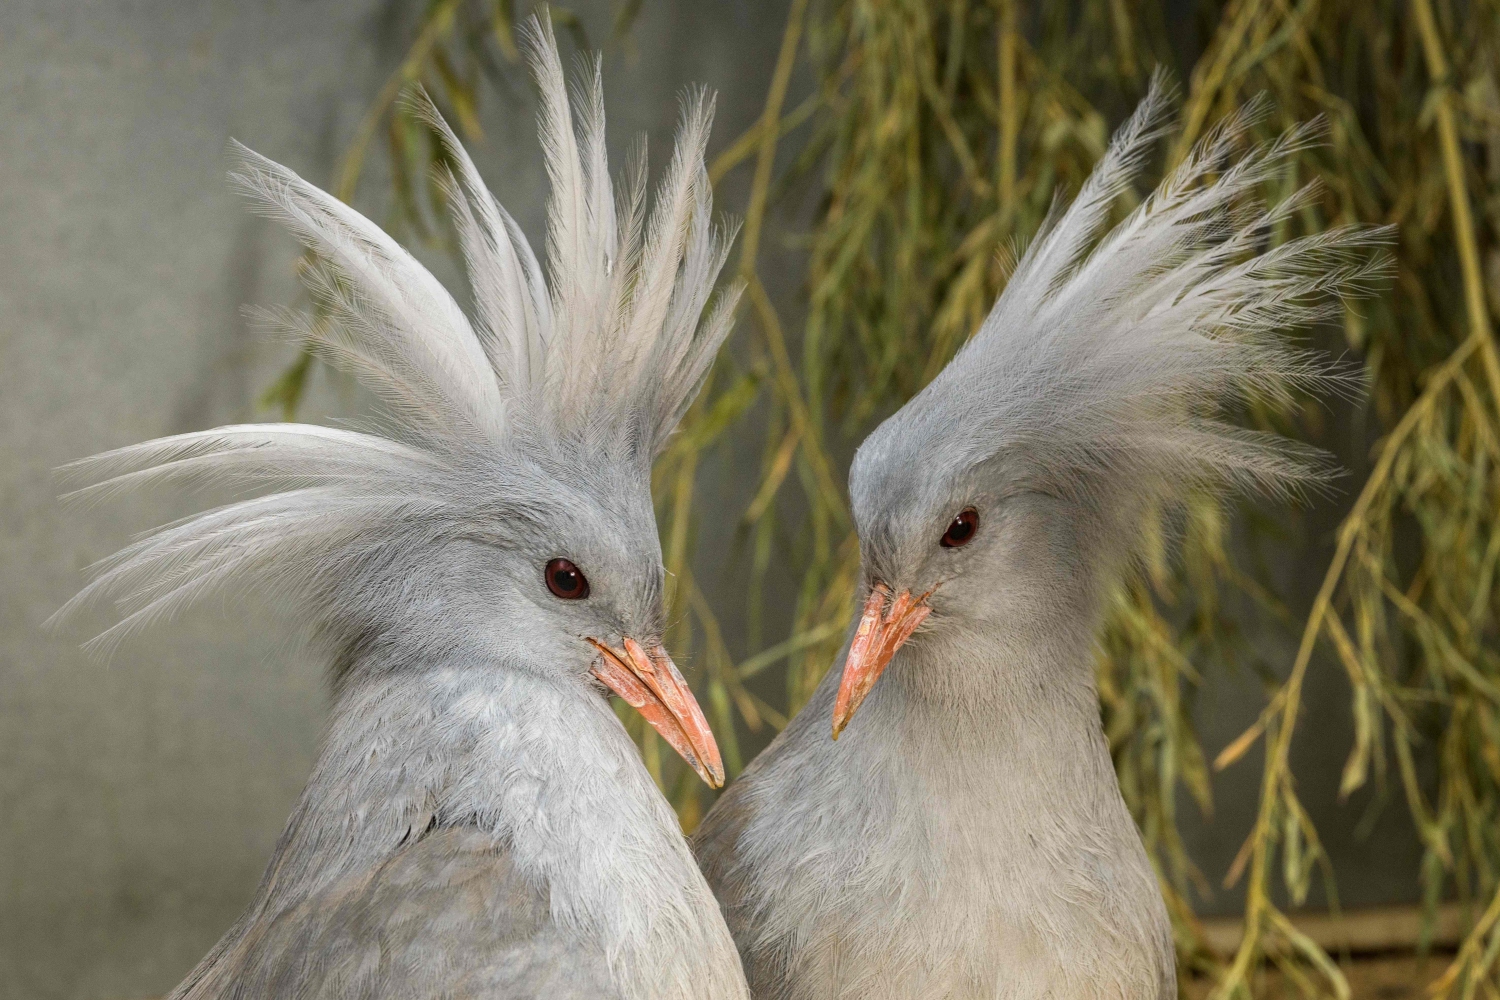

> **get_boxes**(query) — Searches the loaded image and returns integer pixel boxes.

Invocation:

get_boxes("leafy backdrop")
[266,1,1500,996]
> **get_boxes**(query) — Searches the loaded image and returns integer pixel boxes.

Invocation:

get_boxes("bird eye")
[545,558,590,600]
[940,508,979,548]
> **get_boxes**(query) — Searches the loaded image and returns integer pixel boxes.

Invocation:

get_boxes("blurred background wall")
[0,2,1422,998]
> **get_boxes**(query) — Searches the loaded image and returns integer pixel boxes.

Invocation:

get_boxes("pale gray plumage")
[694,84,1389,1000]
[56,15,747,1000]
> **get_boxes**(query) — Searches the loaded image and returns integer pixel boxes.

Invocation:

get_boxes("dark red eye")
[545,558,590,600]
[940,508,979,548]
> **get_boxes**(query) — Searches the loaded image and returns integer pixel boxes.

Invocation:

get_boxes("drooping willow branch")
[270,4,1500,997]
[1212,2,1500,997]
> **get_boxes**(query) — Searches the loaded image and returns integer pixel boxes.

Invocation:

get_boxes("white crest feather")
[55,14,740,652]
[862,76,1391,511]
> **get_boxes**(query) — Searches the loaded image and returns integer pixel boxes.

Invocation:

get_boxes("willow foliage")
[271,0,1500,995]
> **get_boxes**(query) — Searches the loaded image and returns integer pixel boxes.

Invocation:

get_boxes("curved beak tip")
[588,636,725,789]
[830,582,932,739]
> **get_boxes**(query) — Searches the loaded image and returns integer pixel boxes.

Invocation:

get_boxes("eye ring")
[545,558,590,600]
[940,508,979,548]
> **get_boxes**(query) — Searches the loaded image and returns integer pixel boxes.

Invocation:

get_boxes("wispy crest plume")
[53,14,740,655]
[885,75,1391,505]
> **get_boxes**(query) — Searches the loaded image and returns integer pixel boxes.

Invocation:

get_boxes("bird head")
[365,442,724,786]
[831,82,1389,738]
[55,15,739,787]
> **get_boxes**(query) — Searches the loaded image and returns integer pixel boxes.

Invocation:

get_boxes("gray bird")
[694,86,1388,1000]
[57,17,750,1000]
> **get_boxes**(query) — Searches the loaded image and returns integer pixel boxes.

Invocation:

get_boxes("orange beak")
[832,582,933,739]
[586,636,725,788]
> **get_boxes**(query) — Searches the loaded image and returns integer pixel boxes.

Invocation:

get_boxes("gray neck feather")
[863,615,1123,827]
[253,650,746,1000]
[725,607,1174,999]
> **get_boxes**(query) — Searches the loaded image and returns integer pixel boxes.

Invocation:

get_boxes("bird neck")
[262,655,746,1000]
[874,616,1120,815]
[725,608,1173,999]
[842,611,1173,993]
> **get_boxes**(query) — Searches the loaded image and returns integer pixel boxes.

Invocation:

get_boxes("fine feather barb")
[883,79,1391,510]
[57,14,738,651]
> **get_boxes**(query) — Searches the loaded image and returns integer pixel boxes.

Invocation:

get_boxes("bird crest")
[54,15,741,657]
[854,77,1390,524]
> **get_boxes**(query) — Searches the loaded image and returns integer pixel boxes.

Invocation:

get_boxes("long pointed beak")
[832,582,933,739]
[586,636,725,788]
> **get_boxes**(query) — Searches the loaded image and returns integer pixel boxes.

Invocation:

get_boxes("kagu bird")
[58,17,749,1000]
[694,85,1388,1000]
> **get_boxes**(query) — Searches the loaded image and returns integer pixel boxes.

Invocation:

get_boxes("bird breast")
[718,672,1172,1000]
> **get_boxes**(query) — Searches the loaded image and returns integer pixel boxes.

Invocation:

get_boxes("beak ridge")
[587,636,726,788]
[831,582,932,739]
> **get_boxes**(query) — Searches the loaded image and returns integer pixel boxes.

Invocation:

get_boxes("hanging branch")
[269,5,1500,996]
[1213,1,1500,996]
